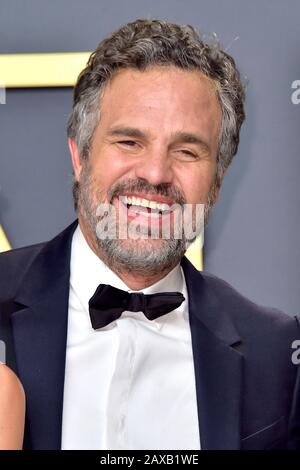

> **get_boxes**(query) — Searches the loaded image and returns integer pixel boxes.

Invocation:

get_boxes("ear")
[68,138,82,181]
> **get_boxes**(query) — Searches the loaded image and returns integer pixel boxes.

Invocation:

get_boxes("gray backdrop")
[0,0,299,316]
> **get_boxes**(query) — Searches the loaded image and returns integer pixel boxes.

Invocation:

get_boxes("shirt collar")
[70,224,185,330]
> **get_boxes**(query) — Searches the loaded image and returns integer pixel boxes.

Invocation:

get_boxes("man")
[0,18,299,450]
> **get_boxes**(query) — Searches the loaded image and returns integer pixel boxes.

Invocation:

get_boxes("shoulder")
[0,220,78,301]
[200,269,300,340]
[0,242,45,300]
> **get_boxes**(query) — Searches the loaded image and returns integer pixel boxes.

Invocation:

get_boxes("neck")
[110,269,172,291]
[78,218,176,291]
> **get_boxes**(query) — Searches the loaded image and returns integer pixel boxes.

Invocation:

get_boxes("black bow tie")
[89,284,185,330]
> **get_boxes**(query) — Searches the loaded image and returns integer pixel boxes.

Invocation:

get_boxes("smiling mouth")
[118,195,173,217]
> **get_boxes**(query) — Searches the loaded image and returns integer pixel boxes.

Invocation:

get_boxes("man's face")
[70,65,221,274]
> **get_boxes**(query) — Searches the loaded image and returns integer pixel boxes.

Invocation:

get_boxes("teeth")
[122,195,170,212]
[141,198,150,208]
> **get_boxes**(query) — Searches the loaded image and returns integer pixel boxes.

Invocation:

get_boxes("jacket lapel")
[10,220,78,449]
[181,257,244,450]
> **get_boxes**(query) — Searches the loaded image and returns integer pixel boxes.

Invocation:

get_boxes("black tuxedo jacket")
[0,220,300,450]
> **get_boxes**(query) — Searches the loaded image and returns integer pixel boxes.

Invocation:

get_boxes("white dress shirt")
[61,225,200,450]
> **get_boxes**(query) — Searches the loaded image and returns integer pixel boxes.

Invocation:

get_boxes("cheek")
[178,165,216,203]
[89,149,132,190]
[92,147,134,179]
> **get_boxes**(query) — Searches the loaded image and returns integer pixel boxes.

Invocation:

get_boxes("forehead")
[98,65,221,139]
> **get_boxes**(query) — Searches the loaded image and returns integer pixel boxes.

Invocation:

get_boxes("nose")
[134,147,173,186]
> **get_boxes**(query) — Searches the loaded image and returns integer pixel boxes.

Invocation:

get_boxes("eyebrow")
[107,126,146,139]
[107,126,210,151]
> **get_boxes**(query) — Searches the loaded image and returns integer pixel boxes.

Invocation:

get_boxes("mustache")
[107,178,186,206]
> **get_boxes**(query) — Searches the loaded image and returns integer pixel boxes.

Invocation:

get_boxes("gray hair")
[67,18,245,207]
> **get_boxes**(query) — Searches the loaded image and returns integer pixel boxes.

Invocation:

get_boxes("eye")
[177,149,199,160]
[118,140,138,147]
[181,149,195,156]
